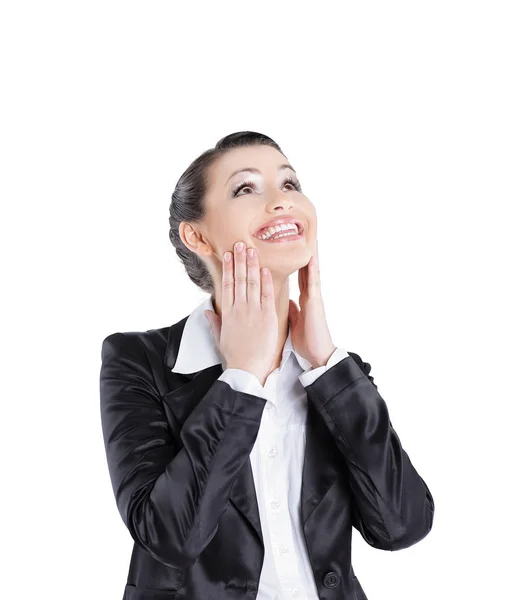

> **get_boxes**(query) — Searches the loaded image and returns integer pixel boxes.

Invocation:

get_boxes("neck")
[211,275,291,372]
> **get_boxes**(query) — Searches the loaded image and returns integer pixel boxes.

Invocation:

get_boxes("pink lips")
[254,218,304,238]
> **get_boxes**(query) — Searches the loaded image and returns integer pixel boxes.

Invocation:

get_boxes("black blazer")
[99,315,435,600]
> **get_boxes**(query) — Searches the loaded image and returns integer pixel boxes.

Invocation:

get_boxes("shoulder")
[101,324,172,363]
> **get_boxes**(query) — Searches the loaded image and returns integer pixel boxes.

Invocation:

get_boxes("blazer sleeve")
[298,346,349,388]
[99,332,267,568]
[302,352,435,552]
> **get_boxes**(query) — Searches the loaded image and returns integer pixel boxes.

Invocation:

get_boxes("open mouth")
[253,221,305,243]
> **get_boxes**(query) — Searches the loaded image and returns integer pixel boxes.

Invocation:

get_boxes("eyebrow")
[225,163,296,186]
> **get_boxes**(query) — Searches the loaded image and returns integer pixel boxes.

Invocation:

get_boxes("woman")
[100,131,435,600]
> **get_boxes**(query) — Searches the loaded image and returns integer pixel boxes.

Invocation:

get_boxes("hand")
[204,241,279,386]
[288,239,336,368]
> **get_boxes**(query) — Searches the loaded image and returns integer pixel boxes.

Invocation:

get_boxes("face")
[180,145,317,283]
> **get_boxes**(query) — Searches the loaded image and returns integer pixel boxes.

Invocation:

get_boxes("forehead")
[210,145,288,185]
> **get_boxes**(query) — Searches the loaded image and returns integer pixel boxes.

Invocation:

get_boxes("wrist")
[309,345,337,369]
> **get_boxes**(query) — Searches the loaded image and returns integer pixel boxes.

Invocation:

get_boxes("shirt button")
[270,500,280,510]
[266,402,274,410]
[268,447,278,458]
[291,589,300,598]
[278,545,288,555]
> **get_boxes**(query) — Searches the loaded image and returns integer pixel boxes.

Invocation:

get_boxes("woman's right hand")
[204,241,278,386]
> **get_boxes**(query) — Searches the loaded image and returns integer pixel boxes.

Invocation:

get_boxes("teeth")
[256,222,299,240]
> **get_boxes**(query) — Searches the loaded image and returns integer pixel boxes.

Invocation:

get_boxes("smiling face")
[180,144,317,286]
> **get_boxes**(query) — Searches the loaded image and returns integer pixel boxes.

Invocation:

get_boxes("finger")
[260,266,274,310]
[309,239,321,290]
[298,263,306,293]
[246,246,260,305]
[222,251,234,311]
[234,241,247,304]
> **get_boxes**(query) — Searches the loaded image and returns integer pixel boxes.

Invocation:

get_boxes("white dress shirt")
[171,296,349,600]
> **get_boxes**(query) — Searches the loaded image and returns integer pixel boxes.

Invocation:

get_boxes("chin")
[265,249,311,274]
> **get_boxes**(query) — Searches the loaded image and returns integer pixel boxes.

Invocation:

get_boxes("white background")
[1,1,521,599]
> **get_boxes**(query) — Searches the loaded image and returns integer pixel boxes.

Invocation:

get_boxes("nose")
[266,188,294,211]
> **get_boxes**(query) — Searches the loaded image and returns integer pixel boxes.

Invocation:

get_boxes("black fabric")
[99,316,434,599]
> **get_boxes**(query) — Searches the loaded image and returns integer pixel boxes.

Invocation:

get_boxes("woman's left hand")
[288,239,337,369]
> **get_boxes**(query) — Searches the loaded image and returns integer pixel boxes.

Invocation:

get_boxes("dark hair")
[168,131,285,299]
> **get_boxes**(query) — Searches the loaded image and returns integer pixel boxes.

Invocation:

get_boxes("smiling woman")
[168,130,316,301]
[100,130,435,600]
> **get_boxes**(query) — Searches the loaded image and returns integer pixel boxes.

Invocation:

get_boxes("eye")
[282,176,302,192]
[232,179,257,197]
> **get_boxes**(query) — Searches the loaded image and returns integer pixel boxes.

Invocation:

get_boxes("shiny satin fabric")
[99,317,435,600]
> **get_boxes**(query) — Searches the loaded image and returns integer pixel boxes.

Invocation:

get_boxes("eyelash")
[232,176,302,197]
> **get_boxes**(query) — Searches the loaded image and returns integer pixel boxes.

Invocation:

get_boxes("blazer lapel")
[300,398,340,527]
[162,318,264,549]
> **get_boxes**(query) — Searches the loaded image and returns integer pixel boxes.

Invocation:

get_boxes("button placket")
[267,417,299,595]
[258,364,309,599]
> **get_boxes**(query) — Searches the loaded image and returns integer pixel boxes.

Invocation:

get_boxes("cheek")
[299,196,317,221]
[215,213,241,240]
[220,223,253,250]
[304,213,318,238]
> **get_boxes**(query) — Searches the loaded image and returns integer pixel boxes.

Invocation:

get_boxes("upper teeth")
[255,222,299,240]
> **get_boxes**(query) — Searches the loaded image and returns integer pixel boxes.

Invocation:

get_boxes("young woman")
[100,131,435,600]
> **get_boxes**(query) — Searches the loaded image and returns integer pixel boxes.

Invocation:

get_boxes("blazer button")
[323,571,340,588]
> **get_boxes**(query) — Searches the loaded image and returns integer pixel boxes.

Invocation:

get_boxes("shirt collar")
[171,296,313,375]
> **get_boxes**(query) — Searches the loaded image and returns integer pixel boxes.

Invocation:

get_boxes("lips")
[253,218,304,238]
